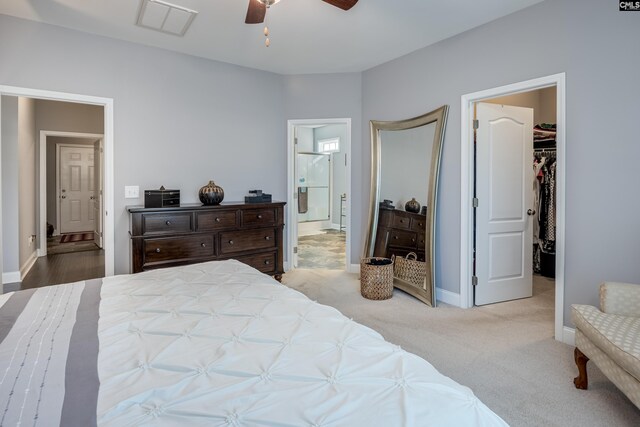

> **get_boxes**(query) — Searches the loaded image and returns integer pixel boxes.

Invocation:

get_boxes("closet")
[533,125,557,278]
[477,85,557,305]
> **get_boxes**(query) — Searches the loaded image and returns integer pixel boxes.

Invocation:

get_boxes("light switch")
[125,186,140,199]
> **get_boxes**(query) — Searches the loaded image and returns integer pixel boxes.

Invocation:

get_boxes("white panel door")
[59,145,95,234]
[475,103,534,305]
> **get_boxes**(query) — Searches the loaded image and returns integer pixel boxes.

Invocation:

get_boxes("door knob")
[61,195,66,199]
[527,209,536,216]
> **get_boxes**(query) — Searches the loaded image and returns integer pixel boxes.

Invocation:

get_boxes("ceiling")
[0,0,543,75]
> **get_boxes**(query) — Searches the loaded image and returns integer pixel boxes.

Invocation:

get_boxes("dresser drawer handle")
[215,217,221,222]
[228,240,234,245]
[418,223,423,227]
[165,220,171,226]
[257,214,263,219]
[400,219,405,223]
[264,260,271,265]
[201,243,207,247]
[264,236,271,241]
[412,238,416,242]
[394,236,399,240]
[155,248,161,253]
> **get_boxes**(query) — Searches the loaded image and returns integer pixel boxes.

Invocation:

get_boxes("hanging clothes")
[533,149,556,277]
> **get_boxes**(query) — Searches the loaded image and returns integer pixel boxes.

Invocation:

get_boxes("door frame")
[460,73,567,342]
[286,118,353,272]
[54,140,100,238]
[0,85,115,278]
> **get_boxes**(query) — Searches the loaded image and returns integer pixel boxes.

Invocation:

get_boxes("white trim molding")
[20,250,38,280]
[2,271,21,284]
[459,73,566,341]
[436,288,461,307]
[286,118,352,273]
[348,263,360,274]
[0,85,115,277]
[563,326,576,346]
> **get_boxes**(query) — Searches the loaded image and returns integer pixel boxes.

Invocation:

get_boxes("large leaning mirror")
[364,105,449,307]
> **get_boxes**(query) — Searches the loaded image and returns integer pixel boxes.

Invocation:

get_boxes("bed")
[0,260,507,426]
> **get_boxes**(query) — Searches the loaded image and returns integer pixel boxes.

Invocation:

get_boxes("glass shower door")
[297,153,330,222]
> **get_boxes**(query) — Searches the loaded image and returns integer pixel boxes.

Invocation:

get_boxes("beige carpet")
[282,270,640,426]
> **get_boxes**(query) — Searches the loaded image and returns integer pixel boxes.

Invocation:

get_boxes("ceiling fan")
[245,0,359,25]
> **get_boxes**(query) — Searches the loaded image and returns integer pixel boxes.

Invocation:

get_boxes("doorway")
[40,133,105,258]
[287,119,352,272]
[0,85,115,292]
[460,73,568,342]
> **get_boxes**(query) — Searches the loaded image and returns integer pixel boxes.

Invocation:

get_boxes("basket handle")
[406,252,417,260]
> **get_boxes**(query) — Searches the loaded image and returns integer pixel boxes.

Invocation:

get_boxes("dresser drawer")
[144,235,214,263]
[235,252,277,274]
[220,229,276,254]
[392,214,411,230]
[142,213,192,235]
[388,229,418,248]
[242,208,276,227]
[196,210,239,231]
[410,217,426,233]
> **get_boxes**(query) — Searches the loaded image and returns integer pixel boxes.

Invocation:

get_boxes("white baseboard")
[20,251,38,280]
[562,326,575,346]
[2,271,21,284]
[436,288,461,307]
[348,263,360,274]
[284,261,290,272]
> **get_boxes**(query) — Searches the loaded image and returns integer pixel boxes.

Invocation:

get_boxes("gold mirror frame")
[364,105,449,306]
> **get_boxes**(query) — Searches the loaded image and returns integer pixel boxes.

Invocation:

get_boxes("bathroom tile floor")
[297,229,346,270]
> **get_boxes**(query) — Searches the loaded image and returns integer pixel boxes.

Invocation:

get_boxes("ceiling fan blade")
[321,0,358,11]
[245,0,266,24]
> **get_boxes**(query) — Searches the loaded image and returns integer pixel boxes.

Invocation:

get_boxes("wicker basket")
[392,252,427,288]
[360,257,394,300]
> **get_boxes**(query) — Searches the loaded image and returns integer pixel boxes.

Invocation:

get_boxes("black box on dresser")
[144,189,180,208]
[128,202,285,281]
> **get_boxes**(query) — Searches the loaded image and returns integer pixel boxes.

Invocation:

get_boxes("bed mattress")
[0,260,507,426]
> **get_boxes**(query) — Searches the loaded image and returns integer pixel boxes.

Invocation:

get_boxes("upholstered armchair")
[571,282,640,408]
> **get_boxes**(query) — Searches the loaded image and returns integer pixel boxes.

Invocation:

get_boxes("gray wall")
[296,127,314,152]
[18,97,36,271]
[314,124,347,225]
[361,0,640,324]
[0,14,285,274]
[283,73,362,262]
[1,96,19,278]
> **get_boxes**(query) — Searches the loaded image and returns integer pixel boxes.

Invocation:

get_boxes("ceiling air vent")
[136,0,198,36]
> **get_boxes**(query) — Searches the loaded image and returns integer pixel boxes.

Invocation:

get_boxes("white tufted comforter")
[96,260,506,426]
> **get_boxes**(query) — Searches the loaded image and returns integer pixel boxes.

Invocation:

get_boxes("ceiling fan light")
[264,26,269,36]
[265,37,270,47]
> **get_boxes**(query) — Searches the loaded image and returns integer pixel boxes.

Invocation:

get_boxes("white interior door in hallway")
[58,145,95,234]
[475,103,534,305]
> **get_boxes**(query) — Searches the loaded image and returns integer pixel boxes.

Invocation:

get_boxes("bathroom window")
[318,138,340,153]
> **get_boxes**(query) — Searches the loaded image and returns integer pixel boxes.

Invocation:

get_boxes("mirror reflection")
[379,124,435,220]
[365,106,449,307]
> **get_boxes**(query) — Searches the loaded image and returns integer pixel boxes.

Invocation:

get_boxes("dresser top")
[127,201,286,213]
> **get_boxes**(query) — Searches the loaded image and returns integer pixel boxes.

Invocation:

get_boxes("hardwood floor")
[4,250,105,293]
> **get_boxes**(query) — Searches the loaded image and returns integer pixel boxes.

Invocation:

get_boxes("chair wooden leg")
[573,347,589,390]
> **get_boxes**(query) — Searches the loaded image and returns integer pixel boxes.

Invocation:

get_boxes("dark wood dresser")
[128,202,285,281]
[373,207,426,262]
